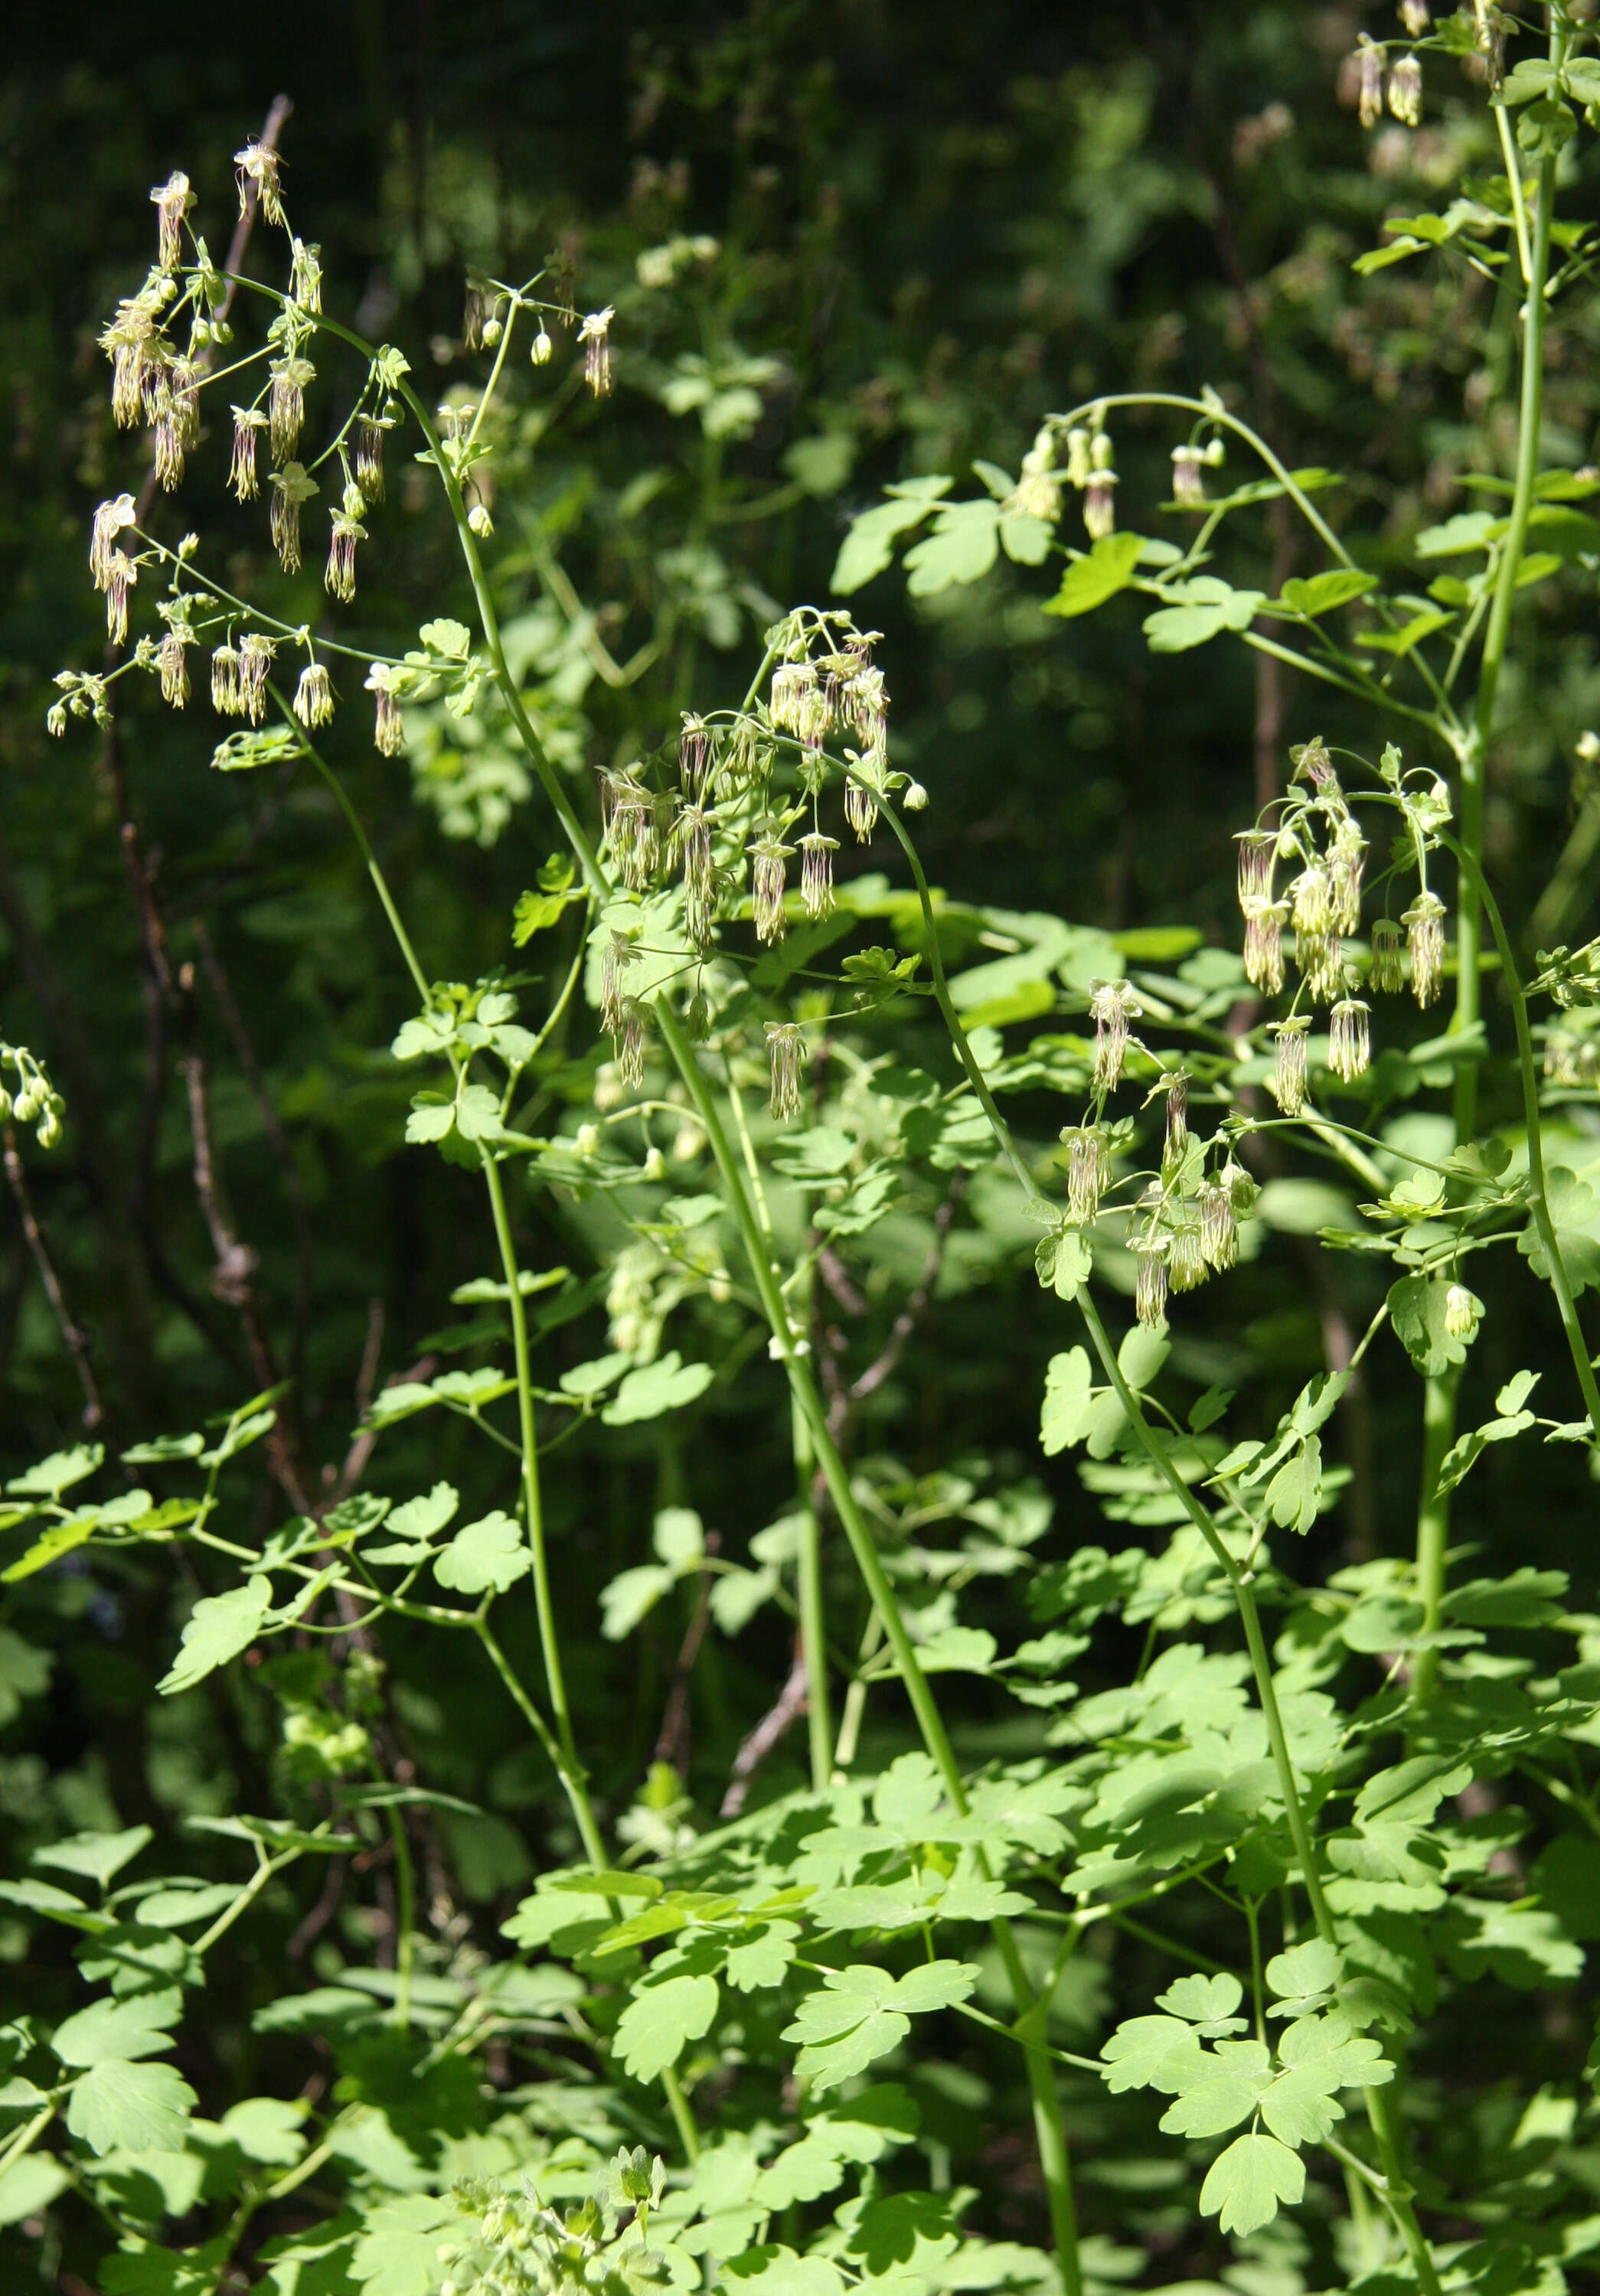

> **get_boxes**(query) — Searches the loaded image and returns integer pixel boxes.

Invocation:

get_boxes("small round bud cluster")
[0,1047,66,1150]
[1009,428,1061,522]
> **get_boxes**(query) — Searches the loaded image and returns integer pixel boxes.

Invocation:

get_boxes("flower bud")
[1444,1283,1482,1342]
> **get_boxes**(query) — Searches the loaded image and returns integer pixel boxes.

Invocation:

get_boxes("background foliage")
[8,4,1600,2292]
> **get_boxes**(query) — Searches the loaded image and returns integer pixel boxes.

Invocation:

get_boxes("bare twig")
[2,1128,102,1427]
[653,1532,720,1776]
[720,1657,808,1818]
[193,918,315,1400]
[849,1174,965,1404]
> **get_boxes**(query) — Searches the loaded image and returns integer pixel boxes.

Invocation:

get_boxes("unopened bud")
[1444,1283,1481,1342]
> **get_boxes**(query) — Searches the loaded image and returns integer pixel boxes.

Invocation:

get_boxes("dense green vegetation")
[9,6,1600,2292]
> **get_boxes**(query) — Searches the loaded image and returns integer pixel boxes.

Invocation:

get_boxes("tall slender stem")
[1419,63,1562,1683]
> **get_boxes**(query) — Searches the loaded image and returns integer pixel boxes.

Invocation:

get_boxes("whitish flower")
[289,237,323,314]
[150,171,194,272]
[606,777,658,892]
[844,659,888,761]
[799,832,838,921]
[462,274,495,350]
[1170,1221,1207,1293]
[230,407,268,501]
[1328,824,1367,934]
[90,494,137,592]
[356,416,389,502]
[531,325,553,364]
[100,285,168,429]
[1090,979,1140,1094]
[750,832,792,944]
[105,550,136,644]
[1402,890,1446,1007]
[158,628,190,708]
[1355,34,1384,128]
[1388,54,1422,125]
[1060,1124,1110,1222]
[1244,899,1287,996]
[1295,735,1337,792]
[211,642,242,716]
[578,307,614,396]
[268,461,319,574]
[1011,440,1060,521]
[843,775,877,845]
[1084,470,1118,540]
[269,356,315,463]
[1162,1070,1190,1170]
[1133,1238,1169,1330]
[237,634,276,725]
[769,659,814,737]
[1270,1016,1311,1115]
[1370,917,1405,993]
[292,661,334,729]
[616,996,648,1088]
[1290,862,1331,938]
[1298,926,1344,1006]
[1444,1283,1482,1342]
[1236,827,1278,911]
[234,140,286,227]
[365,664,405,756]
[601,934,638,1038]
[679,712,711,791]
[1199,1180,1239,1270]
[1329,997,1371,1084]
[325,499,367,603]
[766,1022,805,1121]
[676,804,714,944]
[1171,445,1207,507]
[1399,0,1429,31]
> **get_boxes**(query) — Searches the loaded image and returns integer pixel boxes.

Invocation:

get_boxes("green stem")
[1442,830,1600,1434]
[481,1148,601,1863]
[1410,1365,1461,1711]
[792,1377,834,1792]
[387,1805,415,2032]
[661,2066,701,2164]
[478,1616,606,1870]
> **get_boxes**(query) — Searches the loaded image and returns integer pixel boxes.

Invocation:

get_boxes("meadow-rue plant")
[18,15,1600,2296]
